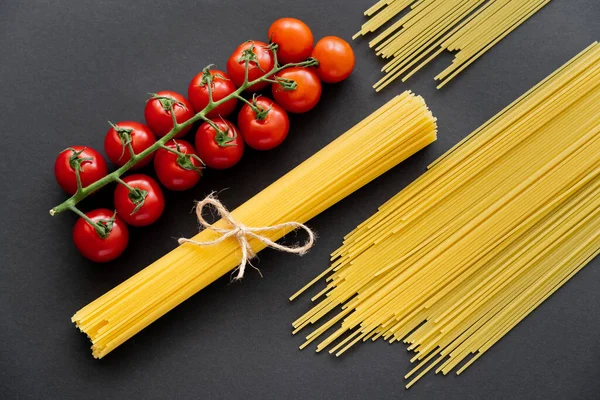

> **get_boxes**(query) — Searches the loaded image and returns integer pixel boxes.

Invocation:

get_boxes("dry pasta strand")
[354,0,553,90]
[292,42,600,388]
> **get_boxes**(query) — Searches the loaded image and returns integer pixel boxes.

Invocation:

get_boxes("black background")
[1,1,599,399]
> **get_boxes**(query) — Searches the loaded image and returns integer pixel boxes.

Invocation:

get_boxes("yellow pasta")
[73,91,438,359]
[292,42,600,388]
[353,0,552,90]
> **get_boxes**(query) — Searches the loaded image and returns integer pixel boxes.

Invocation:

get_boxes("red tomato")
[312,36,355,83]
[268,18,314,64]
[271,67,322,113]
[54,146,108,195]
[227,41,275,92]
[114,174,165,227]
[195,119,244,169]
[144,90,194,138]
[188,69,238,118]
[154,140,203,191]
[238,96,289,150]
[73,208,129,262]
[104,121,156,169]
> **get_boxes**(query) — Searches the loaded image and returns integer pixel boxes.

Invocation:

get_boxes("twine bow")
[178,194,316,280]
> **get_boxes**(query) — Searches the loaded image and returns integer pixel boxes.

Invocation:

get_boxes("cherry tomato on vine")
[188,68,238,118]
[54,146,108,195]
[238,96,289,150]
[271,67,322,113]
[154,140,203,191]
[73,208,129,263]
[144,91,194,138]
[104,121,157,169]
[268,18,314,64]
[311,36,355,83]
[195,119,244,169]
[114,174,165,227]
[227,41,275,92]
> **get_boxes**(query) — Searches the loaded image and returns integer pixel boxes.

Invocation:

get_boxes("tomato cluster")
[53,17,355,263]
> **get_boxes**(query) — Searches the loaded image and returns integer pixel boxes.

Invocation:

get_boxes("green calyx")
[128,187,148,215]
[67,147,93,171]
[239,42,264,72]
[200,65,215,86]
[116,176,148,215]
[109,121,134,160]
[176,154,203,173]
[109,121,133,141]
[213,124,236,147]
[275,76,297,91]
[172,140,203,173]
[251,95,271,121]
[148,93,188,113]
[93,211,117,239]
[200,65,228,87]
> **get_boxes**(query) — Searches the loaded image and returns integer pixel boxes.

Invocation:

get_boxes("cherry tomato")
[227,41,275,92]
[312,36,355,83]
[154,140,203,191]
[238,96,289,150]
[195,119,244,169]
[188,69,238,118]
[114,174,165,227]
[268,18,314,64]
[54,146,108,195]
[73,208,129,262]
[104,121,156,169]
[271,67,322,113]
[144,91,194,138]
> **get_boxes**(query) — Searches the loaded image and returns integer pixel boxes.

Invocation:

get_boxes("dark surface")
[1,0,599,399]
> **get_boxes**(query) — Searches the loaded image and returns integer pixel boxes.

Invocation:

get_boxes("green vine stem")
[159,141,205,172]
[69,206,116,238]
[49,47,318,217]
[235,94,272,121]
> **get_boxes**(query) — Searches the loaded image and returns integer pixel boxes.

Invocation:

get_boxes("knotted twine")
[177,194,316,280]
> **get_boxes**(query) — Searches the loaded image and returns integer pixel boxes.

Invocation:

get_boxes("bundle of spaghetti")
[72,91,437,359]
[353,0,552,90]
[291,42,600,388]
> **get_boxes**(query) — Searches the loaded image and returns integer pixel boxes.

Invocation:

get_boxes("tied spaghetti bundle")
[292,43,600,388]
[354,0,552,90]
[73,91,438,359]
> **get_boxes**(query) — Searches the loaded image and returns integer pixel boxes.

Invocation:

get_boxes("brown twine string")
[177,194,316,280]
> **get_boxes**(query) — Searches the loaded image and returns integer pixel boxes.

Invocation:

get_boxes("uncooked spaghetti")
[292,42,600,388]
[354,0,553,90]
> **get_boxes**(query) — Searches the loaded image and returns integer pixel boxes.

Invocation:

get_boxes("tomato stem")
[274,77,298,91]
[74,167,83,192]
[235,94,258,111]
[244,59,250,86]
[236,94,271,121]
[69,205,113,239]
[159,142,204,172]
[261,78,281,85]
[251,94,271,121]
[205,72,216,106]
[198,114,224,135]
[115,176,135,192]
[49,46,319,217]
[109,121,136,161]
[116,177,148,215]
[149,93,187,112]
[67,147,92,193]
[167,101,179,130]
